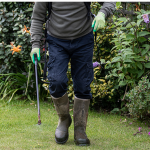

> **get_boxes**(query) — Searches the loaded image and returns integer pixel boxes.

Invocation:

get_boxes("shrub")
[0,2,47,101]
[125,75,150,119]
[105,3,150,89]
[0,2,34,74]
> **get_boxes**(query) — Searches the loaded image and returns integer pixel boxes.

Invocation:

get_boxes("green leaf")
[122,68,127,74]
[124,51,135,55]
[3,28,9,32]
[139,31,150,37]
[123,59,132,63]
[17,31,22,34]
[5,12,13,17]
[117,17,128,22]
[115,21,124,26]
[6,89,19,104]
[25,8,33,12]
[148,83,150,88]
[122,41,131,46]
[0,43,3,47]
[137,70,144,78]
[134,58,145,61]
[145,63,150,68]
[136,62,143,70]
[142,44,150,50]
[137,19,143,27]
[126,22,136,28]
[116,2,121,9]
[0,51,4,54]
[100,59,105,64]
[5,45,12,48]
[126,34,135,40]
[111,56,121,62]
[127,68,137,74]
[14,23,19,26]
[0,56,5,59]
[119,73,124,80]
[141,48,149,56]
[13,27,19,31]
[138,37,147,43]
[120,27,126,30]
[119,81,126,86]
[0,2,3,7]
[111,108,120,114]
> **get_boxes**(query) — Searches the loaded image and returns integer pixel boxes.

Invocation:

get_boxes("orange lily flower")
[135,4,140,11]
[23,25,30,34]
[10,43,22,55]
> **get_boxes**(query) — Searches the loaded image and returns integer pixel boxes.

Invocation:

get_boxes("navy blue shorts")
[46,31,94,99]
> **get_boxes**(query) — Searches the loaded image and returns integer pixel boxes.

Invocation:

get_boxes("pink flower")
[93,61,100,68]
[139,127,142,132]
[148,132,150,136]
[142,14,149,24]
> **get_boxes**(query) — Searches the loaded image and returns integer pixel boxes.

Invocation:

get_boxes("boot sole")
[74,139,90,146]
[55,134,69,144]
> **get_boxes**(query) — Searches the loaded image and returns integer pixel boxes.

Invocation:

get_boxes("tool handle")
[34,53,38,65]
[34,53,41,125]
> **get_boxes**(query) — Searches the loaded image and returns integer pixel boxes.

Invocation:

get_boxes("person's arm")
[30,2,48,49]
[98,2,116,18]
[30,2,48,63]
[92,2,116,32]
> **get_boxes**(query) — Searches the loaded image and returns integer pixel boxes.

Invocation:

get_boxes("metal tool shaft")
[34,54,41,125]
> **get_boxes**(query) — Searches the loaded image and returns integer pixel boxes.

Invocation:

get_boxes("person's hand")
[92,12,105,32]
[30,48,40,64]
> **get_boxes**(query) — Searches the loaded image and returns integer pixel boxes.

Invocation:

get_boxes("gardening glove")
[30,48,40,64]
[92,12,105,32]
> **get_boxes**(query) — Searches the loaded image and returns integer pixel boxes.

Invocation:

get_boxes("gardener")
[30,2,116,146]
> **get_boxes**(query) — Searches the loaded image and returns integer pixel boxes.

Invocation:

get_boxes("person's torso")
[47,2,93,40]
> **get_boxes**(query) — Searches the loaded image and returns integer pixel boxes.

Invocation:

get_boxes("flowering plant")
[10,42,22,55]
[125,76,150,119]
[93,61,100,68]
[142,14,149,24]
[105,3,150,90]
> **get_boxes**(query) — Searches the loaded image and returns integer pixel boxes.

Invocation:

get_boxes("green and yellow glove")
[92,12,105,32]
[30,48,40,64]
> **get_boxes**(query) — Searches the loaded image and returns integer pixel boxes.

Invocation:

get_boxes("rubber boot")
[51,93,72,144]
[73,96,90,146]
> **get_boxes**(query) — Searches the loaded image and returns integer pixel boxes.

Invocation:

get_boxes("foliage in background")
[0,2,33,73]
[0,2,47,101]
[125,75,150,120]
[105,3,150,116]
[0,63,46,103]
[89,2,150,113]
[106,3,150,88]
[89,2,122,110]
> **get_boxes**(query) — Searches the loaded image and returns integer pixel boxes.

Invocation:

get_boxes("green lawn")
[0,99,150,150]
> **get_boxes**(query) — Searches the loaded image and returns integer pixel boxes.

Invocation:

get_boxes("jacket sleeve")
[30,2,48,49]
[99,2,116,18]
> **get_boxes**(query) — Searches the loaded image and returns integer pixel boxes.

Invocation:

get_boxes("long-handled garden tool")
[34,53,41,125]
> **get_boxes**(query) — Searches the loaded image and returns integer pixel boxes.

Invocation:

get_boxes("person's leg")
[46,35,72,144]
[51,93,72,144]
[73,96,90,146]
[71,31,94,146]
